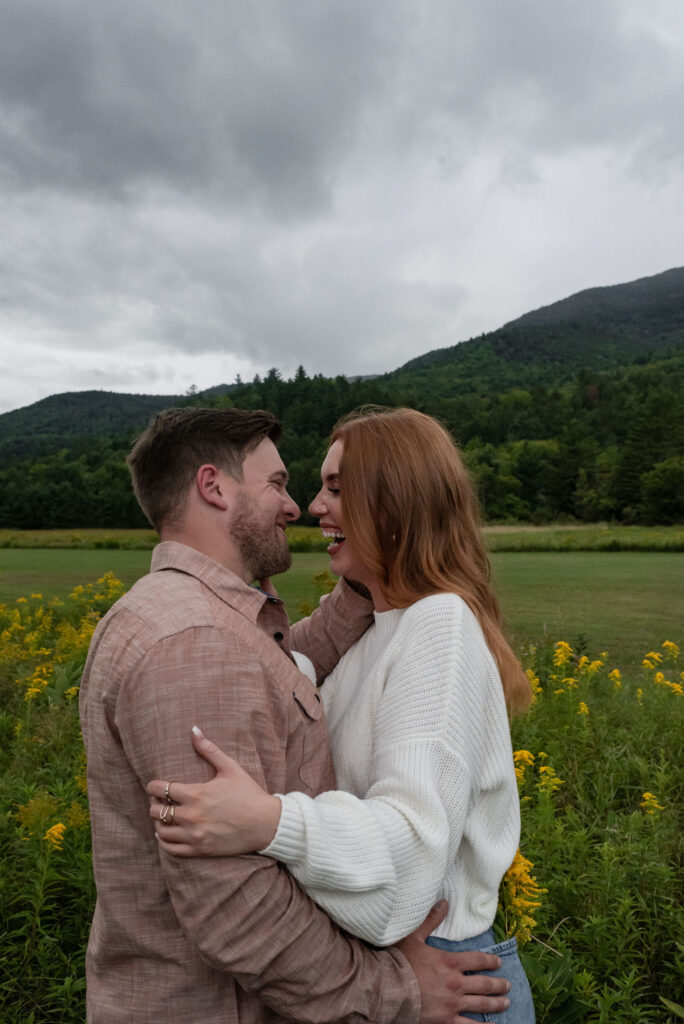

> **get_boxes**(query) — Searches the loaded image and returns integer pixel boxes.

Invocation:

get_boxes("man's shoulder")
[98,569,223,647]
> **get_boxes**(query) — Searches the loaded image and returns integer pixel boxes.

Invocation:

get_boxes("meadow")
[0,534,682,1022]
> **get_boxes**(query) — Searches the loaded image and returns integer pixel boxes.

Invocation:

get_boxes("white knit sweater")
[263,593,520,947]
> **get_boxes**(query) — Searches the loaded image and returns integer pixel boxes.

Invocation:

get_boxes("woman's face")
[308,440,375,590]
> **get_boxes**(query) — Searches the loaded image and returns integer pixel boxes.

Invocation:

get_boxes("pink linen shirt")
[79,541,420,1024]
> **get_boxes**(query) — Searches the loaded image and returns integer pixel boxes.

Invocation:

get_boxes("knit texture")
[264,593,520,946]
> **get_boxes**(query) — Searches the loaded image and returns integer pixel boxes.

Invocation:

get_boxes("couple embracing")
[80,404,535,1023]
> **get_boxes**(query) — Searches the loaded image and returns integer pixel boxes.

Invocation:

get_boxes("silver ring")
[163,781,174,803]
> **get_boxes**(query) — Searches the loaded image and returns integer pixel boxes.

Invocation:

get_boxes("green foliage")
[1,570,682,1022]
[1,270,683,527]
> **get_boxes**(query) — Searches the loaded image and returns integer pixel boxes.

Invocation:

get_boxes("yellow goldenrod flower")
[562,677,578,688]
[538,765,565,793]
[654,671,665,685]
[662,641,680,662]
[666,681,683,696]
[553,641,573,667]
[586,660,603,675]
[637,688,643,702]
[554,688,566,695]
[512,750,535,789]
[643,651,662,663]
[498,849,546,944]
[16,597,27,604]
[65,802,89,828]
[640,792,664,815]
[44,823,67,849]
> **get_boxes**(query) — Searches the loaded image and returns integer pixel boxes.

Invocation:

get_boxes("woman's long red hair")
[332,407,532,716]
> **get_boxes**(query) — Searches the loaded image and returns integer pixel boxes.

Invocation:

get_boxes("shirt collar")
[150,540,283,626]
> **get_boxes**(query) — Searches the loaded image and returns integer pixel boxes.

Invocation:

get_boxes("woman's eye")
[327,488,340,496]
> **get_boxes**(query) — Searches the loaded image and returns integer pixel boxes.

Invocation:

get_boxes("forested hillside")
[1,268,682,527]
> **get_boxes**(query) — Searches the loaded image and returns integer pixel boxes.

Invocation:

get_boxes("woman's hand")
[146,727,282,857]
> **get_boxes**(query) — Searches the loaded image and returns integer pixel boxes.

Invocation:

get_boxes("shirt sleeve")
[263,600,487,947]
[290,577,375,683]
[115,626,420,1024]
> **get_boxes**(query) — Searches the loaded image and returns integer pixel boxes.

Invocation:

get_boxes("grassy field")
[1,548,680,671]
[1,523,683,551]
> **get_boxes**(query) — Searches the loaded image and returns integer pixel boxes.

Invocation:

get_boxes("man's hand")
[397,902,511,1024]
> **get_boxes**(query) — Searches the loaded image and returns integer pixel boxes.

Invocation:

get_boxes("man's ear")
[195,464,230,510]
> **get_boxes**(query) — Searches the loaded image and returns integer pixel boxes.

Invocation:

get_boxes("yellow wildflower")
[44,823,67,849]
[609,669,622,689]
[562,677,578,688]
[538,765,564,794]
[666,681,683,696]
[644,651,662,663]
[640,792,664,815]
[577,655,590,672]
[513,750,535,789]
[637,688,643,703]
[525,668,542,696]
[15,793,61,835]
[553,641,573,667]
[498,850,546,944]
[16,597,27,604]
[553,688,566,695]
[578,701,589,715]
[65,802,89,828]
[654,671,665,685]
[586,660,603,675]
[662,641,680,662]
[29,593,43,600]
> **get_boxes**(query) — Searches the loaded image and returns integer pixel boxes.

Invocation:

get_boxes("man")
[80,407,511,1024]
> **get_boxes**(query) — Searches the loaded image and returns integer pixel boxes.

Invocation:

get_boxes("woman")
[148,407,535,1022]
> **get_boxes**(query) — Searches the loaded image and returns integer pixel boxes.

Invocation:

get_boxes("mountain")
[386,267,684,395]
[0,267,682,527]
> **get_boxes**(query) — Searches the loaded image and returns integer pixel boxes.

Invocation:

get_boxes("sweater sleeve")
[263,596,491,947]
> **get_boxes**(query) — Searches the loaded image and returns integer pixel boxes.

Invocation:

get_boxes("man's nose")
[284,491,300,521]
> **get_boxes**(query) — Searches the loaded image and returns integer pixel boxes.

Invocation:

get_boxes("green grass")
[492,552,683,670]
[1,550,680,672]
[1,524,682,552]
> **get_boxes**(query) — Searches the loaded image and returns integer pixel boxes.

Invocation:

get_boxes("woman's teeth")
[322,529,345,543]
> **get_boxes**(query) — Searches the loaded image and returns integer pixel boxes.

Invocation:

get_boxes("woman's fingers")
[155,834,196,857]
[190,726,242,775]
[146,778,193,802]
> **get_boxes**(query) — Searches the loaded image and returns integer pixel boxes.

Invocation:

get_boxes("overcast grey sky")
[1,0,683,414]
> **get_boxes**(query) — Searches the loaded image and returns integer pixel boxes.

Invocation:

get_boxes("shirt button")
[274,632,284,641]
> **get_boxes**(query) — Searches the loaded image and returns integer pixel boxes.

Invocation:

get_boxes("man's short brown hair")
[127,407,281,531]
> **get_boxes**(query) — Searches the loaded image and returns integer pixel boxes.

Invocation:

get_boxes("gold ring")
[159,803,171,824]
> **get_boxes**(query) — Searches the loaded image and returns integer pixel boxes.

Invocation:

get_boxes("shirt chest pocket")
[290,675,328,793]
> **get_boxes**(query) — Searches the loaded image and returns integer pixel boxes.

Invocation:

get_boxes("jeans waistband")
[425,928,496,953]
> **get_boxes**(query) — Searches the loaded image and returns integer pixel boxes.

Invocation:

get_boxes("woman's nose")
[308,489,326,518]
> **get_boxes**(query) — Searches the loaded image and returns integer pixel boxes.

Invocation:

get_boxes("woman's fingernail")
[503,998,510,1009]
[192,726,204,738]
[496,958,503,968]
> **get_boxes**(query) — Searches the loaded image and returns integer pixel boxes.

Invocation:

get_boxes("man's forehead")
[243,437,287,478]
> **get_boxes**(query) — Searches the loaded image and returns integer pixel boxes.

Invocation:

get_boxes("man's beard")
[230,491,292,581]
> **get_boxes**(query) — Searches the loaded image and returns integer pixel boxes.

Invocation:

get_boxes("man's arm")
[116,626,419,1024]
[290,577,374,682]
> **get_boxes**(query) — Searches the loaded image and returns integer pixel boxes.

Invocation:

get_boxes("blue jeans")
[426,928,535,1023]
